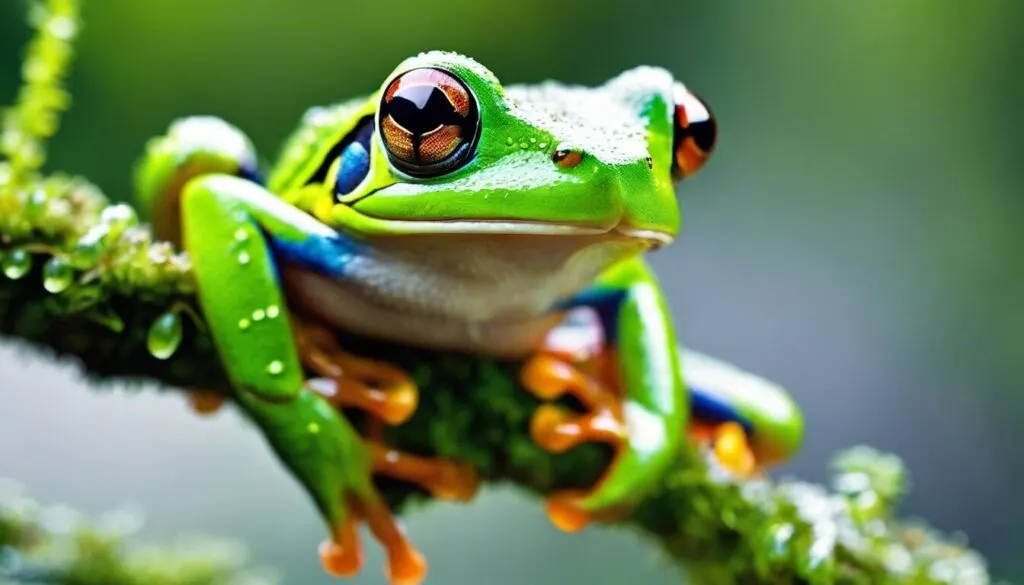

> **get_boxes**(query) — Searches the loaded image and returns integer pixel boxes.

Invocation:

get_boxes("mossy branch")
[0,1,999,584]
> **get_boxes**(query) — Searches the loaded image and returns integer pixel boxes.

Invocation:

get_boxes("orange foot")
[520,353,628,532]
[318,494,427,585]
[315,442,479,585]
[688,420,758,477]
[297,322,418,426]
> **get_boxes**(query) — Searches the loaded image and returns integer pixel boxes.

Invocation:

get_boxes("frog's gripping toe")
[319,497,427,585]
[521,354,629,532]
[298,322,419,425]
[689,421,758,477]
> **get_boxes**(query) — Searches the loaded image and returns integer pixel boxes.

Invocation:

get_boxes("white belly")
[280,233,645,358]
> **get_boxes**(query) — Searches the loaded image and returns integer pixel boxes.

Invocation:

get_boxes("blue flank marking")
[688,384,754,435]
[554,286,627,344]
[268,229,361,279]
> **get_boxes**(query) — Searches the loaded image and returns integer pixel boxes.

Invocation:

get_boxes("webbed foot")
[520,352,628,532]
[298,320,480,503]
[319,496,427,585]
[297,322,418,425]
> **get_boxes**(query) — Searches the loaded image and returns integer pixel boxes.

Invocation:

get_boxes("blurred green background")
[2,0,1022,583]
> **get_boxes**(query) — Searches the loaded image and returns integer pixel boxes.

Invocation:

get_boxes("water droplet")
[529,137,537,143]
[2,249,31,279]
[266,305,280,319]
[237,251,251,265]
[42,256,73,293]
[238,318,251,330]
[505,137,514,145]
[266,360,284,375]
[252,308,266,321]
[307,422,320,434]
[147,312,183,360]
[538,142,548,149]
[234,228,249,242]
[519,142,529,149]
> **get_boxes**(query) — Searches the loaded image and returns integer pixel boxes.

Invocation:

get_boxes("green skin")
[134,51,804,539]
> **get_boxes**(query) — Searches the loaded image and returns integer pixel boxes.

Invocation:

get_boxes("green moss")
[0,1,1000,583]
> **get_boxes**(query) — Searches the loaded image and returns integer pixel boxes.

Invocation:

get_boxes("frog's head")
[279,51,716,251]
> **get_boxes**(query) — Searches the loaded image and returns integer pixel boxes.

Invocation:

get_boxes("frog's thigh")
[681,349,804,469]
[181,175,304,400]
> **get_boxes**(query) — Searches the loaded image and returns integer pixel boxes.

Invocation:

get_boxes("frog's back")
[267,97,369,194]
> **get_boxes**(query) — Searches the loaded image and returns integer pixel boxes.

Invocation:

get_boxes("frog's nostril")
[552,148,583,169]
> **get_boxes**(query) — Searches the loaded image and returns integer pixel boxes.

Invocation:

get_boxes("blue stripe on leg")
[689,383,754,435]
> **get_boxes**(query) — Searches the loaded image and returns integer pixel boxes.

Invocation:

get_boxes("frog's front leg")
[182,175,444,584]
[520,258,688,531]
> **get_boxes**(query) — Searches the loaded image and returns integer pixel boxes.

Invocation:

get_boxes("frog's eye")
[378,67,480,177]
[671,90,717,180]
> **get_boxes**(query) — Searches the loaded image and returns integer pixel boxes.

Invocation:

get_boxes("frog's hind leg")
[681,349,805,475]
[298,320,480,503]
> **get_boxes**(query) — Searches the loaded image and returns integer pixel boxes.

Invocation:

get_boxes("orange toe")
[385,544,428,585]
[530,404,624,454]
[546,490,592,533]
[318,518,363,578]
[370,442,480,502]
[713,421,757,477]
[362,498,428,585]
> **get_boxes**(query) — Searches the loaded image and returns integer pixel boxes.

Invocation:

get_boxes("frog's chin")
[330,204,674,248]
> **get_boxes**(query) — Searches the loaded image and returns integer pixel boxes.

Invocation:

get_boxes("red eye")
[671,90,717,180]
[379,67,480,177]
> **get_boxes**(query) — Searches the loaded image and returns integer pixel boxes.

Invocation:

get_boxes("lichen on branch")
[0,1,998,583]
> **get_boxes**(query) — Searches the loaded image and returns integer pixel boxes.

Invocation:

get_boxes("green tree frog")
[134,51,804,585]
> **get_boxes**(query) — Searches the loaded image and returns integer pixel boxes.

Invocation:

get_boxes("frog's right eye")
[378,67,480,178]
[671,89,717,180]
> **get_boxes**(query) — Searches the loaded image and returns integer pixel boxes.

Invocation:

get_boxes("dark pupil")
[684,117,717,152]
[386,86,464,134]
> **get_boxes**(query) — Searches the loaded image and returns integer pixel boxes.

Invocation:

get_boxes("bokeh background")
[2,0,1022,583]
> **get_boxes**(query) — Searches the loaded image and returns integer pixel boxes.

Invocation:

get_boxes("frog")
[133,51,804,585]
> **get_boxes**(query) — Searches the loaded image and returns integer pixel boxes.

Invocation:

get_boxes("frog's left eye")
[671,90,717,180]
[378,67,480,177]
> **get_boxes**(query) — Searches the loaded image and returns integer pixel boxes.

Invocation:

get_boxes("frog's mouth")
[331,201,675,249]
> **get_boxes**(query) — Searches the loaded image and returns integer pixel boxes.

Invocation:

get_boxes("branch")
[0,1,997,583]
